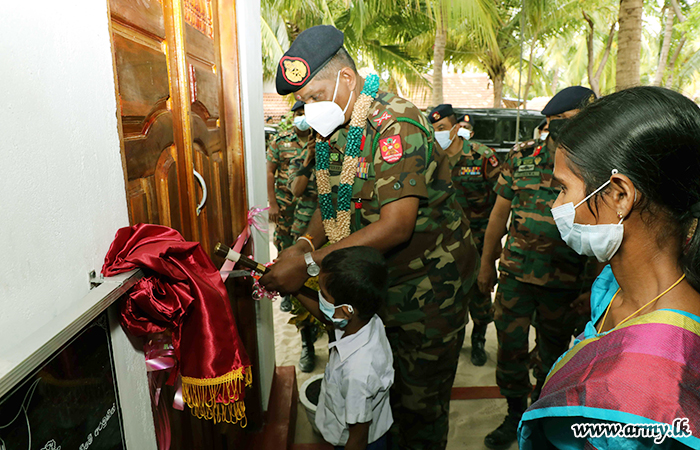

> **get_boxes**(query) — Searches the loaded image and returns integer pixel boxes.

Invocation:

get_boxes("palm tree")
[615,0,644,90]
[260,0,433,98]
[422,0,501,106]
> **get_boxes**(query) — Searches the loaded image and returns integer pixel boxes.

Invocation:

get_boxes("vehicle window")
[501,118,537,143]
[473,119,497,141]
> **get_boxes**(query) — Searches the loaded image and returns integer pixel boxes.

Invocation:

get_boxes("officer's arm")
[289,162,312,197]
[261,199,418,294]
[481,195,511,263]
[477,195,512,294]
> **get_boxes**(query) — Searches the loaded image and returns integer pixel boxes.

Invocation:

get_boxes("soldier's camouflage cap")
[291,100,305,112]
[276,25,345,96]
[428,104,455,123]
[542,86,596,116]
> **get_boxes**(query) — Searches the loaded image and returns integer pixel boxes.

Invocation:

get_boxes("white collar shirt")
[315,314,394,446]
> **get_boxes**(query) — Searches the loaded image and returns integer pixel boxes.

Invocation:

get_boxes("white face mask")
[551,169,626,263]
[539,131,549,141]
[435,125,456,150]
[293,115,310,131]
[457,127,472,139]
[318,290,353,328]
[304,71,353,138]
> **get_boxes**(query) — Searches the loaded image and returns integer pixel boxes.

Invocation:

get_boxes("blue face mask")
[294,115,311,131]
[318,291,353,328]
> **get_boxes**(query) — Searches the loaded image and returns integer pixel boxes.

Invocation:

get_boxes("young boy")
[296,246,394,450]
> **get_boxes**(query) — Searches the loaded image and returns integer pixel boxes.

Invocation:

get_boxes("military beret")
[542,86,596,116]
[291,100,305,112]
[428,104,455,123]
[276,25,345,96]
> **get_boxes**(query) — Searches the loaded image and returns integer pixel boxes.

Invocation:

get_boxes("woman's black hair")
[558,86,700,291]
[321,246,388,320]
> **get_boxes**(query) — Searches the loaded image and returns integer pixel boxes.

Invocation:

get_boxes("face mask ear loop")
[331,70,341,103]
[574,169,618,210]
[342,90,354,115]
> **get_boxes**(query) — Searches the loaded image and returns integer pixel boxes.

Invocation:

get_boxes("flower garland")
[315,73,380,243]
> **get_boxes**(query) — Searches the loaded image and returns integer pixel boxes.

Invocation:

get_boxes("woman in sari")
[518,86,700,449]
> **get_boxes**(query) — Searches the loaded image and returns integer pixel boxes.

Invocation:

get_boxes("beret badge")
[432,111,441,121]
[280,56,310,86]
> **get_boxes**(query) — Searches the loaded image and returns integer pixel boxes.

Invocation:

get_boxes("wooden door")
[109,0,248,260]
[108,0,261,447]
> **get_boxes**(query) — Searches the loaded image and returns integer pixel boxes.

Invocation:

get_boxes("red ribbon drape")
[102,224,252,425]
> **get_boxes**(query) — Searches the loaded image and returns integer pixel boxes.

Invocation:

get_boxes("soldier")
[267,101,307,312]
[285,112,324,373]
[260,25,479,450]
[478,86,598,449]
[456,113,474,139]
[429,104,501,366]
[267,101,307,252]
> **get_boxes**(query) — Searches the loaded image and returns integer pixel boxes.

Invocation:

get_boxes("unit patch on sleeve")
[489,155,499,167]
[379,135,403,163]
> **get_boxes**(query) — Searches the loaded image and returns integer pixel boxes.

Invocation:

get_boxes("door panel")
[110,0,166,40]
[109,0,261,446]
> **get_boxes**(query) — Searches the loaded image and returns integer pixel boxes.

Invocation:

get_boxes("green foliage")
[261,0,700,107]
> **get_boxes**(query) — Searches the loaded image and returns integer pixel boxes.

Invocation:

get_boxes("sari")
[518,266,700,449]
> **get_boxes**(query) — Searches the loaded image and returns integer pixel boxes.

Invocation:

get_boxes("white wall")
[236,0,277,411]
[0,2,129,366]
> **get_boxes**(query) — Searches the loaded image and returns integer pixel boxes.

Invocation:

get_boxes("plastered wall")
[0,1,129,372]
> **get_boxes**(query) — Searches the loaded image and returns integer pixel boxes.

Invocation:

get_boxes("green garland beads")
[315,73,380,242]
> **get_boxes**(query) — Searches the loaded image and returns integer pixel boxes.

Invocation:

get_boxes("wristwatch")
[304,252,321,277]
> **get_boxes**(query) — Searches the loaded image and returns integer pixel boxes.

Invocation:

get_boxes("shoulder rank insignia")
[372,108,380,117]
[374,111,392,127]
[489,155,499,167]
[357,157,369,179]
[379,135,403,164]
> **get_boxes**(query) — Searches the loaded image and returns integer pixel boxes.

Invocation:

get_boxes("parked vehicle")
[453,108,545,153]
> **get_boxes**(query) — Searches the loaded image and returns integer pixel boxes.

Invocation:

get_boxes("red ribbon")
[220,207,269,281]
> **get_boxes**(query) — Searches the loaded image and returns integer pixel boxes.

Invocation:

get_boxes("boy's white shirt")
[315,314,394,446]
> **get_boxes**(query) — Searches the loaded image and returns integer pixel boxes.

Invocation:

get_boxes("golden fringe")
[181,366,253,425]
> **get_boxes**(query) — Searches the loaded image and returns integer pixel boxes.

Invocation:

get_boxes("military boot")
[279,295,292,312]
[484,396,528,449]
[299,326,316,373]
[470,323,488,366]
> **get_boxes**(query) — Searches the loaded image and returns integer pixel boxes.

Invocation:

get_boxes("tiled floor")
[273,303,535,450]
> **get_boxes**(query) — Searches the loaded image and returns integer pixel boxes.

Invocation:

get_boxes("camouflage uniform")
[287,147,318,239]
[287,147,324,332]
[326,91,479,450]
[493,140,594,398]
[448,139,501,327]
[266,131,305,250]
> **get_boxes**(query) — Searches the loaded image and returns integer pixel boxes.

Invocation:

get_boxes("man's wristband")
[297,236,315,252]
